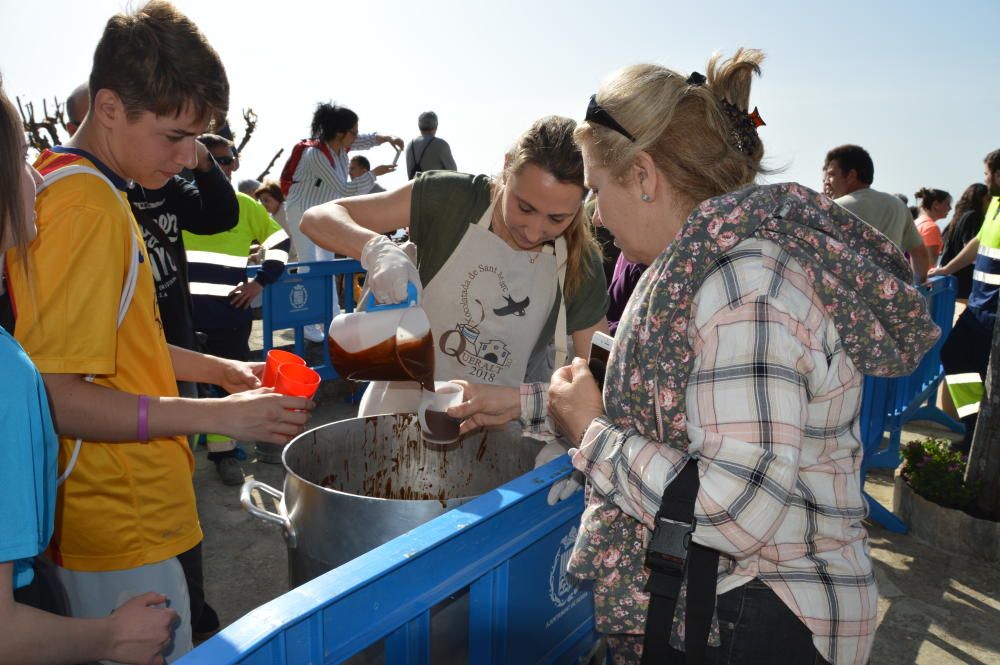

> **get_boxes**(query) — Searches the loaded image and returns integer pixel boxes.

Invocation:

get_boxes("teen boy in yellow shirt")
[7,2,313,660]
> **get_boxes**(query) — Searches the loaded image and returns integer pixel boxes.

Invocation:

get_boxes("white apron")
[359,196,568,416]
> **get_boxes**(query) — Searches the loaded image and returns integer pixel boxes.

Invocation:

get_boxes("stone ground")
[191,322,1000,664]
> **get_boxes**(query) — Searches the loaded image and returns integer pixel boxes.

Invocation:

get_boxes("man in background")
[405,110,456,179]
[63,82,89,136]
[823,144,930,282]
[929,149,1000,450]
[184,134,290,486]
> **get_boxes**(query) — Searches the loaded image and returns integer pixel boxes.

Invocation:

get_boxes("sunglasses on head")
[585,94,635,143]
[215,155,235,166]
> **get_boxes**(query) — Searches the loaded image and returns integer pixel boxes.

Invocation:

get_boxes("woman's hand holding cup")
[447,381,521,434]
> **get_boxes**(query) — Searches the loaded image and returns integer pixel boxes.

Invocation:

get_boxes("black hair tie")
[686,71,707,86]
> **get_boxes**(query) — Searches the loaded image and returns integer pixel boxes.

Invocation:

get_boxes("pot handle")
[240,479,298,547]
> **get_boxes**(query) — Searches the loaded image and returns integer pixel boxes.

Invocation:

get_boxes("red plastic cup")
[262,349,307,388]
[274,363,321,400]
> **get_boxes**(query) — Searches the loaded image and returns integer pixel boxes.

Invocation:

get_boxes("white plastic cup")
[417,381,464,444]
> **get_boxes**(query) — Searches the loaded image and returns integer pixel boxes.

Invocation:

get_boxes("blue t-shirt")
[0,326,58,588]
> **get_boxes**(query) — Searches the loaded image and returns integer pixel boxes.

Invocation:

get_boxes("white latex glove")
[360,235,421,304]
[534,440,584,506]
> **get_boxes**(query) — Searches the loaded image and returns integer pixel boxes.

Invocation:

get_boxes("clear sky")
[2,0,997,216]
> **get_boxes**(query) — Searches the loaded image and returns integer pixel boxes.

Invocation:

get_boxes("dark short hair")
[310,103,358,142]
[89,1,228,124]
[825,144,874,185]
[986,149,1000,175]
[350,155,371,171]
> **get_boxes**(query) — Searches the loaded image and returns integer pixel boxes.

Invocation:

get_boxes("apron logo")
[440,254,548,383]
[441,278,515,383]
[439,323,513,372]
[493,294,530,317]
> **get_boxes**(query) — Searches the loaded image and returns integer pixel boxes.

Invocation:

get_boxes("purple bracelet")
[137,395,150,443]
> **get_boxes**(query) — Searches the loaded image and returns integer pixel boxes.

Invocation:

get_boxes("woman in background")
[914,187,951,264]
[254,179,296,261]
[285,103,403,341]
[940,183,990,300]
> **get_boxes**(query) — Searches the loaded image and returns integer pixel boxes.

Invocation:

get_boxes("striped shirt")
[284,132,378,213]
[523,239,877,665]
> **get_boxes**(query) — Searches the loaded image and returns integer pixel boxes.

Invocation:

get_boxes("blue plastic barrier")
[249,260,365,380]
[884,276,963,441]
[177,458,599,664]
[859,375,904,531]
[859,275,961,533]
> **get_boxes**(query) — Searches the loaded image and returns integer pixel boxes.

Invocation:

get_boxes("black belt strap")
[640,459,719,664]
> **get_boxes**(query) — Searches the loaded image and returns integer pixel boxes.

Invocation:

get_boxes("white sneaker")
[303,324,325,343]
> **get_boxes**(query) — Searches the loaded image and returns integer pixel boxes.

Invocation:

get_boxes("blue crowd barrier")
[249,260,365,381]
[885,276,963,441]
[859,275,962,533]
[177,458,600,665]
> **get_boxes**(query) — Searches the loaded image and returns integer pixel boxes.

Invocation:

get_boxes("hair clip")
[720,100,764,156]
[686,72,707,86]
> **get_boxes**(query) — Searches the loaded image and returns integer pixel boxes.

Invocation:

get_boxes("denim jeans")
[710,579,828,665]
[608,579,830,665]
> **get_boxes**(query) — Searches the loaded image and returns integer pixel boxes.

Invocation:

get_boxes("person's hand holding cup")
[418,381,464,444]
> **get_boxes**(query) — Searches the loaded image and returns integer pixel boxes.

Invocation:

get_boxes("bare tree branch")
[18,97,49,151]
[16,96,65,152]
[257,148,284,182]
[41,97,65,148]
[235,107,257,155]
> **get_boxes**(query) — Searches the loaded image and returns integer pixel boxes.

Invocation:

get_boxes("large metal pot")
[241,413,540,588]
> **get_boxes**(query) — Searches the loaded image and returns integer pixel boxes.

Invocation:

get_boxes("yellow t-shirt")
[8,150,201,572]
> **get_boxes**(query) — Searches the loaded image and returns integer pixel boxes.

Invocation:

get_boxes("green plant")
[900,438,981,511]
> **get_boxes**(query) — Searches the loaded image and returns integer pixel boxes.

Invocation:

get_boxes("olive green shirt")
[410,171,609,359]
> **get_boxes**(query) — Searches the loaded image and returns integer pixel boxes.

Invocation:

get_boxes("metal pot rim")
[280,415,478,504]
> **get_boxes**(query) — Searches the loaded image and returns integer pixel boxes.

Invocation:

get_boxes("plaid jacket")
[582,239,876,664]
[522,183,939,665]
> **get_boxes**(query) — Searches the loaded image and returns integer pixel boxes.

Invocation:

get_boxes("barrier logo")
[548,526,581,609]
[290,284,308,310]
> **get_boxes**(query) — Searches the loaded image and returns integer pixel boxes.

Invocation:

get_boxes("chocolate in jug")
[328,331,435,391]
